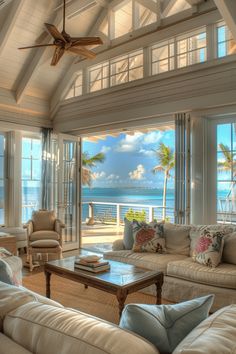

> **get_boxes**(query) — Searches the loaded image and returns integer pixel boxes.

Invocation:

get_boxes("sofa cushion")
[193,229,225,268]
[132,221,165,253]
[223,232,236,265]
[164,223,191,256]
[0,333,32,354]
[123,218,134,250]
[0,259,14,285]
[30,231,60,241]
[119,295,214,354]
[173,304,236,354]
[167,258,236,289]
[104,250,188,274]
[190,224,236,256]
[30,240,60,248]
[32,210,56,231]
[4,302,159,354]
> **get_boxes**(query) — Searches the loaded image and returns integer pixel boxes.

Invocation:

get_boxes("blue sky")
[83,129,175,189]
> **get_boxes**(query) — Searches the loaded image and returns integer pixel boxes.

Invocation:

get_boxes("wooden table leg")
[45,270,51,298]
[155,273,164,305]
[116,289,128,318]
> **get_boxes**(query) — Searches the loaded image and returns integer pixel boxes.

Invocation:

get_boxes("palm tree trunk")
[162,171,167,220]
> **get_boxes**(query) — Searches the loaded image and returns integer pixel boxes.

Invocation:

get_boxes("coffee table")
[44,257,164,317]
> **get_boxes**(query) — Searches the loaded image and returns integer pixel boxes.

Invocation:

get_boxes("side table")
[0,233,17,255]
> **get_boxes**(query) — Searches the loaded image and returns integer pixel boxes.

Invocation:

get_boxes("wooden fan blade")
[71,37,103,46]
[44,23,66,43]
[18,44,55,50]
[51,47,65,66]
[68,46,96,59]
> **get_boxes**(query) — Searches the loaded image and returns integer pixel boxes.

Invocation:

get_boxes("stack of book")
[74,255,110,273]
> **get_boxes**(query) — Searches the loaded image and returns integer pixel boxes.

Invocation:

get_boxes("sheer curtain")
[41,128,54,210]
[175,113,191,224]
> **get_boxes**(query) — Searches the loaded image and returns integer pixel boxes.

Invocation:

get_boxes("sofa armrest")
[112,239,125,251]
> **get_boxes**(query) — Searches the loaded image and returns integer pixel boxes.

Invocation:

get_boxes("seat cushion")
[32,210,56,231]
[164,223,191,256]
[173,304,236,354]
[167,258,236,289]
[0,333,32,354]
[30,240,60,248]
[104,250,187,275]
[30,231,60,241]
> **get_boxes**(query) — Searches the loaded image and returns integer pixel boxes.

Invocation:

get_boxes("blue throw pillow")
[123,218,134,250]
[119,295,214,354]
[0,259,14,285]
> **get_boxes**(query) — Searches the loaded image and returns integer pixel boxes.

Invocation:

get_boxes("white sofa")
[104,223,236,312]
[0,281,236,354]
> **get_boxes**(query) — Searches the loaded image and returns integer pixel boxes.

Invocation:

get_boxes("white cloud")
[143,131,163,145]
[129,164,145,180]
[92,171,106,180]
[116,132,143,152]
[139,148,154,157]
[101,145,111,153]
[107,174,120,180]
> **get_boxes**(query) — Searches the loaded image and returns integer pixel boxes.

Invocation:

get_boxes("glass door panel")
[57,135,79,250]
[0,134,5,225]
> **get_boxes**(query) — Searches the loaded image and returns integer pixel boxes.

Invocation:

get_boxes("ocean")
[0,187,231,225]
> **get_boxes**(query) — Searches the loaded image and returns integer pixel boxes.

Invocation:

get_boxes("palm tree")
[82,152,105,187]
[218,143,236,211]
[152,143,175,220]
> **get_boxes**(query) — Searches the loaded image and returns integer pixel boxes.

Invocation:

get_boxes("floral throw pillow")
[192,230,225,267]
[132,221,165,253]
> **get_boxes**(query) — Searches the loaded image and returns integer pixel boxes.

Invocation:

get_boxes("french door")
[57,134,80,250]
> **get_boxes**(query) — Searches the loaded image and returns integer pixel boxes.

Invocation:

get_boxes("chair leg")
[29,254,33,272]
[59,249,63,259]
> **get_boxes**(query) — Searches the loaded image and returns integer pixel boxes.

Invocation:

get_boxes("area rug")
[23,272,157,324]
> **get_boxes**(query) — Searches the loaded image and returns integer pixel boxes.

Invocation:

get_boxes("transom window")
[110,50,143,86]
[217,22,236,58]
[151,40,174,75]
[88,49,143,92]
[65,72,83,99]
[177,29,206,68]
[21,137,42,222]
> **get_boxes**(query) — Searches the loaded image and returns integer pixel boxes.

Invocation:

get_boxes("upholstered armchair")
[24,209,65,271]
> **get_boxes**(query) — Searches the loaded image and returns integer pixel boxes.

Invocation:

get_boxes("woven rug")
[23,272,157,324]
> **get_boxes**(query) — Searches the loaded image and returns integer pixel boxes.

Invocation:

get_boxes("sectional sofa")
[104,223,236,312]
[1,281,236,354]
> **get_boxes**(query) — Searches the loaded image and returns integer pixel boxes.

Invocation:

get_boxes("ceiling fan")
[18,0,103,66]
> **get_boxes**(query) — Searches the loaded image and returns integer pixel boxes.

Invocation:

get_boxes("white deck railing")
[82,201,175,225]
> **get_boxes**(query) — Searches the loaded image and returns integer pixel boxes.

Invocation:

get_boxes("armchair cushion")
[30,231,60,242]
[30,240,60,248]
[32,210,56,232]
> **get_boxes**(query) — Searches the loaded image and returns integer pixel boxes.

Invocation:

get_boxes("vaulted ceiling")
[0,0,236,126]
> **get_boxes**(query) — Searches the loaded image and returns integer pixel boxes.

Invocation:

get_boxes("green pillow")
[119,295,214,353]
[0,259,14,285]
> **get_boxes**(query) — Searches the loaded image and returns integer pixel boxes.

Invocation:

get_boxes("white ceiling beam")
[0,0,26,57]
[136,0,158,14]
[161,0,176,18]
[214,0,236,41]
[15,0,98,104]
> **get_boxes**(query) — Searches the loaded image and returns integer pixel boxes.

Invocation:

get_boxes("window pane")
[22,180,41,223]
[32,160,41,180]
[129,53,143,68]
[129,67,143,81]
[0,135,4,153]
[0,157,3,179]
[22,159,31,180]
[22,138,31,158]
[114,0,132,39]
[217,124,231,148]
[32,139,41,159]
[218,42,226,57]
